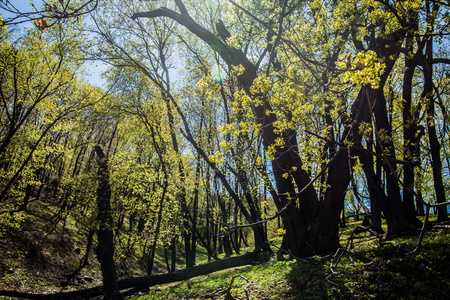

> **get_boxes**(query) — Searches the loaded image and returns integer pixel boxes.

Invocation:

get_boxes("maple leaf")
[36,18,49,31]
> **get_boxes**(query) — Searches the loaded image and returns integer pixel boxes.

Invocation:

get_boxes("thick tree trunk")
[94,146,122,300]
[367,54,422,232]
[358,145,412,236]
[307,149,352,255]
[371,67,409,227]
[305,84,371,255]
[364,139,383,233]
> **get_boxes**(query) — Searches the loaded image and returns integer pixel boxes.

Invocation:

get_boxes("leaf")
[36,18,49,31]
[335,61,346,69]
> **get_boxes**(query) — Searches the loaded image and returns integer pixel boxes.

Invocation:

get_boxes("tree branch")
[131,7,257,87]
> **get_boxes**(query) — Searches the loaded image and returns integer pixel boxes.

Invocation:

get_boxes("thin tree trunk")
[69,230,95,278]
[188,156,201,268]
[147,179,168,275]
[402,47,418,216]
[365,138,383,233]
[216,193,233,257]
[423,30,448,221]
[170,237,176,273]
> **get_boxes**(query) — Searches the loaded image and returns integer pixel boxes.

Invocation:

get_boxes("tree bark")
[186,156,200,268]
[216,192,234,257]
[94,145,122,300]
[423,36,448,221]
[402,48,418,216]
[364,139,383,233]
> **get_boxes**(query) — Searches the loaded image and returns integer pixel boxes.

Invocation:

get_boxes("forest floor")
[132,218,450,300]
[0,201,103,294]
[1,203,450,299]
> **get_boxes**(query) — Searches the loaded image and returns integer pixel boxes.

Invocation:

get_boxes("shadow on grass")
[131,227,450,300]
[285,259,331,299]
[285,229,450,299]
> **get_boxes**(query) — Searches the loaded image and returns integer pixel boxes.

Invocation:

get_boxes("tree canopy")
[1,0,450,298]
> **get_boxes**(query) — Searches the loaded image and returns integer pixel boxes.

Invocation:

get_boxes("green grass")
[329,225,450,299]
[132,218,450,299]
[132,260,298,300]
[3,206,449,299]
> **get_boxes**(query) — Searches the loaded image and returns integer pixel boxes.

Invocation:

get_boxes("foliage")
[1,0,450,298]
[133,221,450,300]
[0,19,100,234]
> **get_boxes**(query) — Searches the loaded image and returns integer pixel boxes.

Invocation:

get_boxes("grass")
[2,205,450,300]
[132,217,450,299]
[328,224,450,299]
[132,261,297,300]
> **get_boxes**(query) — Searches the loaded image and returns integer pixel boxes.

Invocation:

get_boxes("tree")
[130,0,450,255]
[0,22,100,231]
[94,145,123,300]
[91,0,274,259]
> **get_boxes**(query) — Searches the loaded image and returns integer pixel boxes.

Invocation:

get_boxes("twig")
[411,205,430,254]
[330,225,384,273]
[201,275,250,300]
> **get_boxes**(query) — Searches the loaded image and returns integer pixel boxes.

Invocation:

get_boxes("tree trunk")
[307,149,351,255]
[170,237,176,273]
[364,139,383,233]
[94,146,122,300]
[187,156,201,268]
[217,193,234,257]
[147,179,167,275]
[366,49,422,232]
[423,34,448,221]
[402,49,418,216]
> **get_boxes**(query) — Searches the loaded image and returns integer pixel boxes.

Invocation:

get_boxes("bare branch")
[132,6,257,87]
[0,0,99,28]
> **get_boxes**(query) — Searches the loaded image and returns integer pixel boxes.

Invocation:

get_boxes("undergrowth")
[133,218,450,299]
[2,207,450,300]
